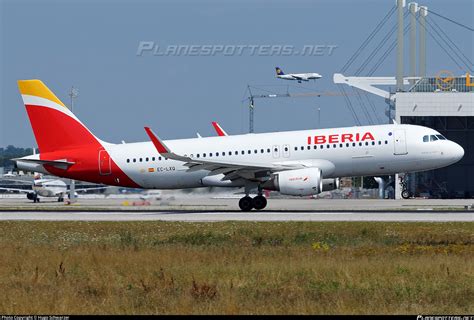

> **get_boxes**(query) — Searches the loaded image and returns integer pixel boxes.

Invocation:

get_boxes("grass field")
[0,221,472,314]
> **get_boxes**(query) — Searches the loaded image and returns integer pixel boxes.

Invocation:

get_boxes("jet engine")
[322,178,340,192]
[263,168,323,196]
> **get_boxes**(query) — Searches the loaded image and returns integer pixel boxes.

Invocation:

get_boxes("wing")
[71,186,110,193]
[0,178,33,185]
[0,187,31,193]
[144,127,305,181]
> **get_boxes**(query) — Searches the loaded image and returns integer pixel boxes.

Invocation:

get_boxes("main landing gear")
[238,194,267,211]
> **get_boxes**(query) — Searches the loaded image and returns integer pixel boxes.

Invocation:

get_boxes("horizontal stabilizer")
[13,158,75,170]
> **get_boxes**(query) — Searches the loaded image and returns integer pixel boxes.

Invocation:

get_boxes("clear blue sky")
[1,0,472,147]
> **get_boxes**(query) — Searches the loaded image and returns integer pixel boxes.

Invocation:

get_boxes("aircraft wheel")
[252,195,267,210]
[401,190,411,199]
[239,196,253,211]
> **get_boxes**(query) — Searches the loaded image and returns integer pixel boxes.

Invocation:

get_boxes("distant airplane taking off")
[275,67,322,83]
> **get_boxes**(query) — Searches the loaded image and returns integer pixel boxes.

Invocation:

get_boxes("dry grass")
[0,221,472,314]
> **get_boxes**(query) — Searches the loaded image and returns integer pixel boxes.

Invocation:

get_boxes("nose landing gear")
[399,174,412,199]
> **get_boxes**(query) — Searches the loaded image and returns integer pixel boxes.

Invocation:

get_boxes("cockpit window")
[436,134,447,140]
[423,135,429,142]
[430,135,438,141]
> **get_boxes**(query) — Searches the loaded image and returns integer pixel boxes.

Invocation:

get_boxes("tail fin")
[275,67,284,75]
[18,80,101,153]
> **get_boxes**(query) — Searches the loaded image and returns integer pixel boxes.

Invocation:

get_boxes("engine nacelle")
[322,178,340,192]
[263,168,323,196]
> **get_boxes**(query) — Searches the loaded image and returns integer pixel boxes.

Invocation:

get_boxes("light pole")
[68,86,79,203]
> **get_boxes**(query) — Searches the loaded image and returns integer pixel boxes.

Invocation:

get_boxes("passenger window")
[365,142,369,146]
[274,148,278,152]
[340,143,343,148]
[152,157,155,161]
[301,146,304,150]
[294,146,298,151]
[254,150,258,154]
[378,141,382,145]
[203,153,206,157]
[159,157,162,161]
[197,154,200,158]
[333,144,336,148]
[359,142,362,146]
[307,146,311,150]
[146,157,149,161]
[267,149,271,153]
[320,145,324,149]
[326,145,330,149]
[314,145,318,150]
[241,151,245,155]
[372,141,375,146]
[385,141,388,144]
[127,159,130,163]
[248,150,251,154]
[209,153,213,157]
[352,143,356,147]
[216,152,219,156]
[346,143,349,147]
[139,158,142,162]
[284,147,288,152]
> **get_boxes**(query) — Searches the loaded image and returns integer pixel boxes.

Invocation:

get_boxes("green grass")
[0,221,472,314]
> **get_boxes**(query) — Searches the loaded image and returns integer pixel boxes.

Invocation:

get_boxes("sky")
[0,0,472,147]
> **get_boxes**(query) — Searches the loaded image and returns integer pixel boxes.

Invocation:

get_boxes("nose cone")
[449,141,464,163]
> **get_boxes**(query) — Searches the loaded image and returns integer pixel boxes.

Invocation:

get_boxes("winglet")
[211,121,228,136]
[144,127,191,162]
[144,127,170,154]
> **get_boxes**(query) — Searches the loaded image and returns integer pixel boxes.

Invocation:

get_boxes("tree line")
[0,145,34,169]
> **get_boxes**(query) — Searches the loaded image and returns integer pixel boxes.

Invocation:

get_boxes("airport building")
[334,1,473,199]
[397,76,474,198]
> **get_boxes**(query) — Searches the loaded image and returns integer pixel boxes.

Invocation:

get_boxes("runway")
[1,197,473,221]
[1,210,473,222]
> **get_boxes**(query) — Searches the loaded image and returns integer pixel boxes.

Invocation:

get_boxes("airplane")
[275,67,322,83]
[0,173,108,202]
[14,79,464,211]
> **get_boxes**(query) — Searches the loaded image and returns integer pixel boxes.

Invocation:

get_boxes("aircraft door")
[272,145,280,158]
[393,130,408,155]
[99,149,112,175]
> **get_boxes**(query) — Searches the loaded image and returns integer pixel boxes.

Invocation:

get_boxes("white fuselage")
[277,73,322,81]
[32,178,67,197]
[90,124,463,189]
